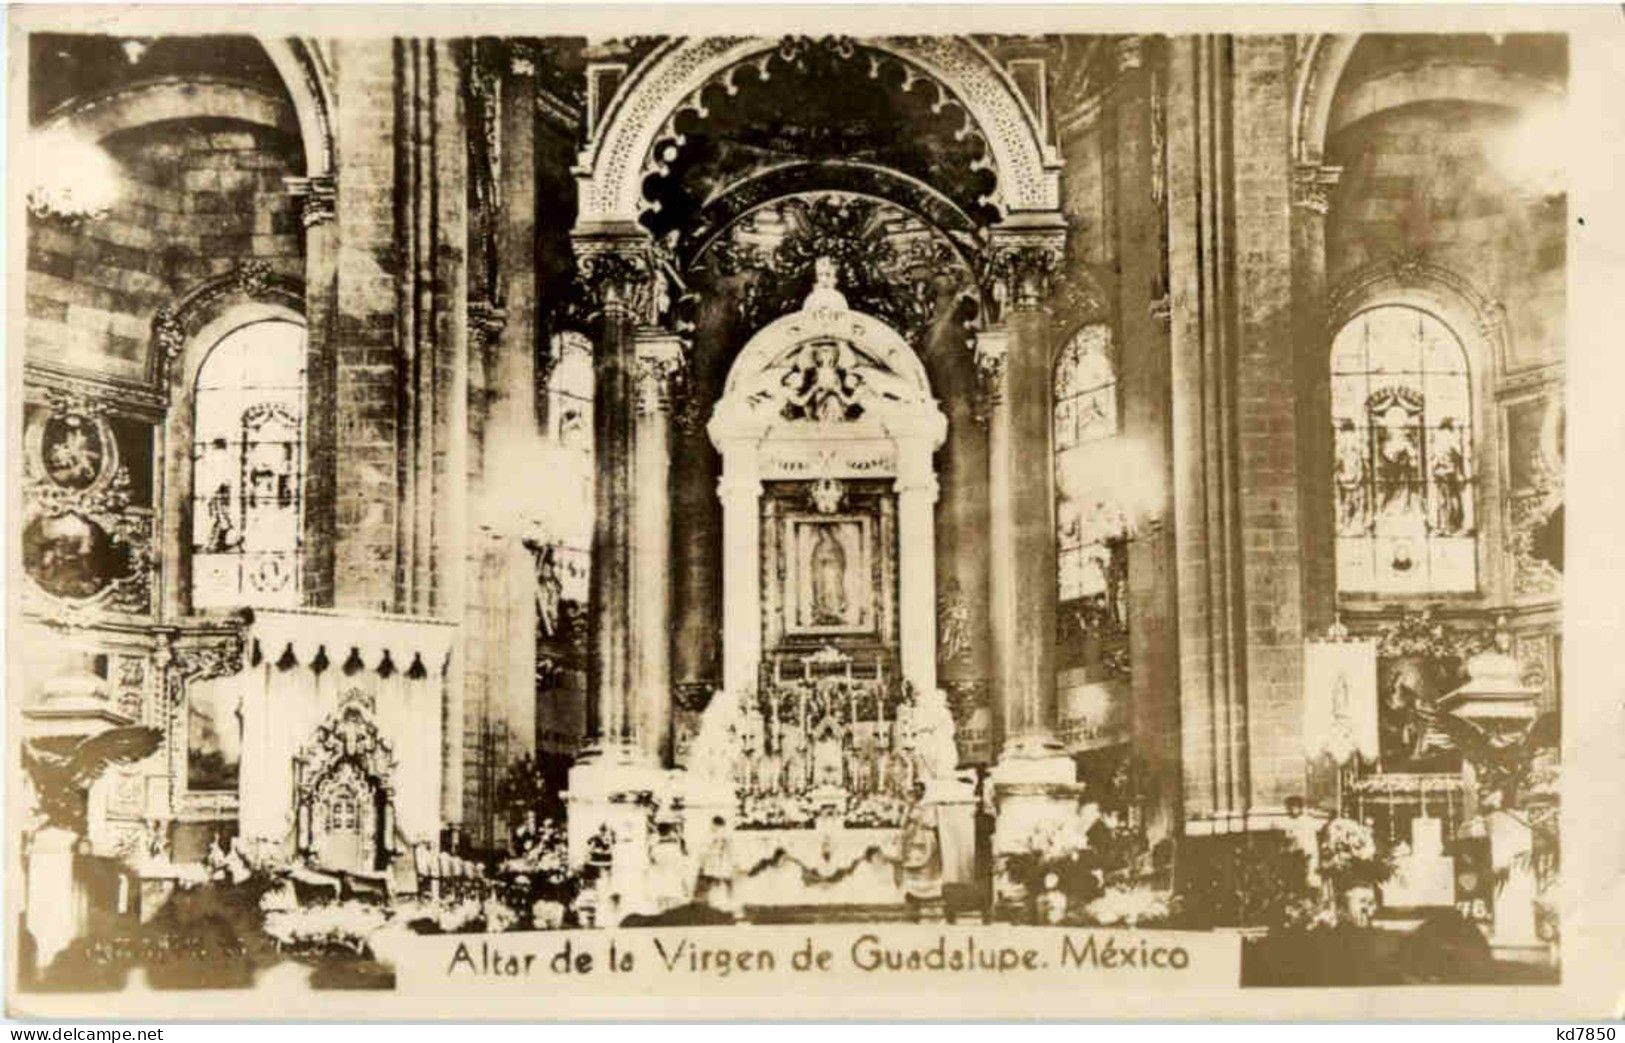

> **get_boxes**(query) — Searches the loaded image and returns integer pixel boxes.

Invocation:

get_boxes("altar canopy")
[236,609,457,866]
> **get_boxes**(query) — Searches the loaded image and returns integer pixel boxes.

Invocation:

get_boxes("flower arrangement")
[1002,815,1096,902]
[499,818,570,885]
[1374,606,1485,661]
[262,901,387,955]
[843,793,905,829]
[1318,818,1394,891]
[532,900,567,930]
[1084,883,1173,928]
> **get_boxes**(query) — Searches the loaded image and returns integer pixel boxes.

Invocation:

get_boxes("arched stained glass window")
[190,320,306,609]
[1054,325,1127,619]
[1332,306,1476,594]
[543,332,594,604]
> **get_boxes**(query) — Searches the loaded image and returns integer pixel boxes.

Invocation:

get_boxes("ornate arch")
[1326,256,1509,376]
[152,262,305,390]
[576,36,1060,227]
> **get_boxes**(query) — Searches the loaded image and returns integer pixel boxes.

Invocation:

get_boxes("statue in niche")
[524,539,563,636]
[783,340,863,423]
[809,524,849,625]
[938,580,971,665]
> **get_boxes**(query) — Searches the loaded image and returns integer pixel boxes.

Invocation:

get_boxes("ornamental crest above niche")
[722,258,934,429]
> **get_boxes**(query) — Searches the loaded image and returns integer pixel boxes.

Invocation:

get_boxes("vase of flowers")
[1318,818,1394,924]
[1002,815,1094,922]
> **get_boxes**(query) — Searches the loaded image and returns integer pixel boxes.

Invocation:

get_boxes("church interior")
[17,30,1565,970]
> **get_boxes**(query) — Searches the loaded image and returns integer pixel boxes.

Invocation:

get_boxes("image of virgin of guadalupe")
[809,524,849,625]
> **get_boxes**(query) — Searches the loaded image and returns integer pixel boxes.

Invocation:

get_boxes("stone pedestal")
[990,779,1086,910]
[1488,809,1540,949]
[26,827,85,972]
[926,776,978,888]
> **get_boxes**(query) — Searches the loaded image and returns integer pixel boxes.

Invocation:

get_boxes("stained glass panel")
[1332,306,1476,594]
[190,320,306,609]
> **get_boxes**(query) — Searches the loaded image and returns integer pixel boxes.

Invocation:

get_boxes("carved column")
[286,172,338,607]
[1292,159,1344,642]
[573,231,655,762]
[983,219,1072,783]
[895,441,941,698]
[564,230,672,873]
[633,332,686,766]
[716,455,762,698]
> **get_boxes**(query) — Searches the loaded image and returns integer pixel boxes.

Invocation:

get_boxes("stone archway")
[575,36,1061,228]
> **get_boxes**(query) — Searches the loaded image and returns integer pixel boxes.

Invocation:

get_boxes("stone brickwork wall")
[26,119,303,382]
[1328,101,1566,370]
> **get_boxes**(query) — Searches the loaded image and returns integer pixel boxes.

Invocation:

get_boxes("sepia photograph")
[5,3,1620,1022]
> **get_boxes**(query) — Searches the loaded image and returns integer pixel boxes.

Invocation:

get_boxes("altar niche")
[707,260,947,704]
[681,261,974,907]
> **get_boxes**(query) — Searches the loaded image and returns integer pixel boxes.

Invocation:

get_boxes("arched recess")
[1326,65,1561,143]
[37,77,296,145]
[1321,260,1510,606]
[576,35,1061,228]
[706,277,947,697]
[682,162,982,270]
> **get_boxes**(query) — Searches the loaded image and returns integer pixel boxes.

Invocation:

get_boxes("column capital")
[1114,35,1145,74]
[634,332,688,417]
[284,174,336,228]
[1292,163,1344,216]
[573,227,683,328]
[983,215,1069,315]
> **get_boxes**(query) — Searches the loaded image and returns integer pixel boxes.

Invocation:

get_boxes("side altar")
[566,261,974,919]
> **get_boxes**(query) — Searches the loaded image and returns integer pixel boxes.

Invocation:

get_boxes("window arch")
[1332,305,1476,594]
[190,319,306,609]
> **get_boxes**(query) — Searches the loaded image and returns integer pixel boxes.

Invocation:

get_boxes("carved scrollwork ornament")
[284,175,337,228]
[1292,163,1343,216]
[981,221,1067,319]
[574,240,666,326]
[970,328,1010,424]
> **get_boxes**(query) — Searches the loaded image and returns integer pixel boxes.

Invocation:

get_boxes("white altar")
[573,262,975,919]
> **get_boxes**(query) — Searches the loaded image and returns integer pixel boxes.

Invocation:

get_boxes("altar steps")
[743,903,918,925]
[743,900,986,926]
